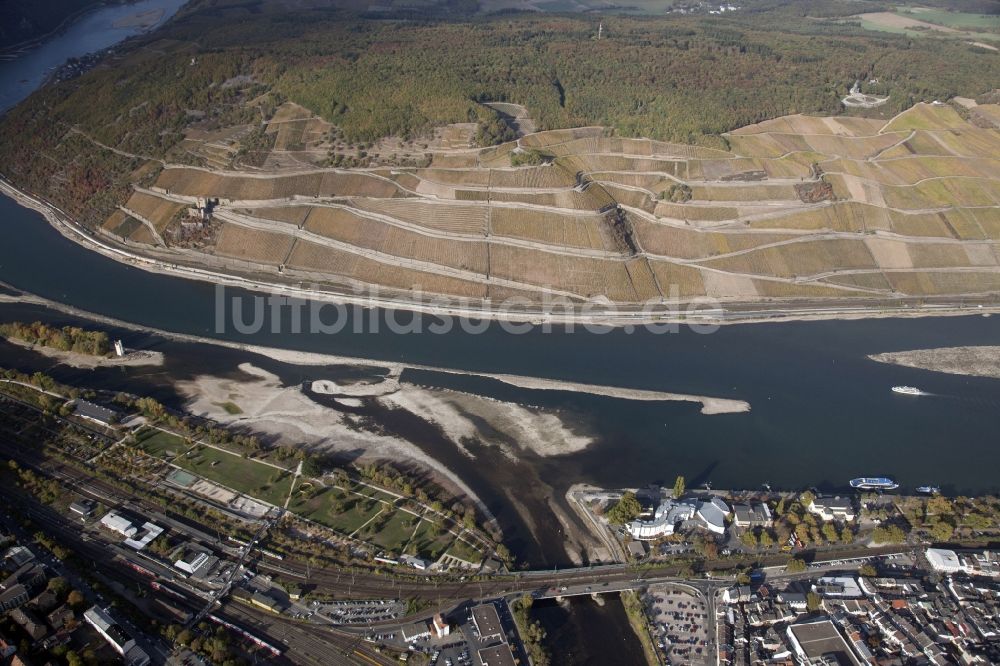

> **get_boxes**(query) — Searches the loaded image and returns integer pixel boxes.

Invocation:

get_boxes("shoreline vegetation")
[0,320,110,356]
[3,180,1000,331]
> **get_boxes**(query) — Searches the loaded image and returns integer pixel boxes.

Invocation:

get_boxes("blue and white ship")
[850,477,899,490]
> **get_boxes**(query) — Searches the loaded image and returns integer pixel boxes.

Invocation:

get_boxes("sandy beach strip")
[480,373,750,414]
[869,346,1000,380]
[0,288,748,413]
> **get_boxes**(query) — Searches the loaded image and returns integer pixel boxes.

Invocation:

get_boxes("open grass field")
[287,484,463,560]
[172,444,294,506]
[135,426,189,457]
[289,486,385,534]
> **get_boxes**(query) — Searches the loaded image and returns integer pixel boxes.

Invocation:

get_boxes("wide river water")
[0,0,189,112]
[2,194,1000,493]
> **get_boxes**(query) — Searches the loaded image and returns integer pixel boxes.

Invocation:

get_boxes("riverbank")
[3,180,1000,330]
[176,362,499,525]
[870,345,1000,380]
[0,285,748,415]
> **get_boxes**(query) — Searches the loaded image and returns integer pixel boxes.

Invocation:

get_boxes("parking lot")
[313,598,404,624]
[644,584,711,666]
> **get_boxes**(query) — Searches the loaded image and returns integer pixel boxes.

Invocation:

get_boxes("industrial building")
[99,511,164,550]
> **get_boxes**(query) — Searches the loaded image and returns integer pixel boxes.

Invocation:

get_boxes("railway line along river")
[2,8,1000,566]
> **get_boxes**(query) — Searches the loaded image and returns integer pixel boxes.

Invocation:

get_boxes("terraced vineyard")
[101,101,1000,312]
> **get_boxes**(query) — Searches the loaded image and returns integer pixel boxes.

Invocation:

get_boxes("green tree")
[822,523,839,543]
[929,520,954,542]
[786,557,808,573]
[872,525,906,544]
[673,476,686,499]
[606,492,642,525]
[67,589,86,609]
[964,513,992,530]
[806,592,822,612]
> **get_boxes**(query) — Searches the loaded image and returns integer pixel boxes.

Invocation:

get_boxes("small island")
[0,320,162,368]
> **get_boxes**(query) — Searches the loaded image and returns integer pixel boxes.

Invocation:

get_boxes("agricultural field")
[213,224,295,265]
[91,100,1000,308]
[852,8,1000,41]
[123,192,185,232]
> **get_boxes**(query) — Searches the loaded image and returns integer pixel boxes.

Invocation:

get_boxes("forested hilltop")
[1,0,999,228]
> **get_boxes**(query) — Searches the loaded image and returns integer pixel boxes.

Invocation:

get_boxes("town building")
[69,500,95,518]
[813,576,866,599]
[0,562,47,612]
[471,603,506,644]
[807,496,856,522]
[84,606,150,666]
[478,644,518,666]
[10,608,47,642]
[627,496,731,540]
[401,622,431,643]
[733,503,773,528]
[3,546,35,568]
[72,400,119,426]
[786,618,863,666]
[248,591,283,614]
[432,613,449,638]
[400,554,432,571]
